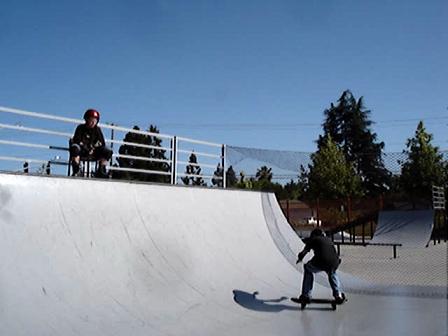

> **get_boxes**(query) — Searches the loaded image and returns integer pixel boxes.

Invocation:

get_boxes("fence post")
[170,136,177,185]
[221,144,226,188]
[109,123,115,167]
[347,196,353,242]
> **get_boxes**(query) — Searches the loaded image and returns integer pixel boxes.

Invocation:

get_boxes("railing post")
[221,144,226,188]
[109,123,115,167]
[170,136,177,185]
[362,221,365,244]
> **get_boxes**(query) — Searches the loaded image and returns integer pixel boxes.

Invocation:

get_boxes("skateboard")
[291,294,346,311]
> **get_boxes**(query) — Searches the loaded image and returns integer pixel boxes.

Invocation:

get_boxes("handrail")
[0,123,72,137]
[0,139,61,150]
[333,241,402,259]
[0,155,67,165]
[176,149,221,159]
[112,154,172,164]
[0,106,173,140]
[0,105,226,187]
[107,166,172,176]
[176,160,217,169]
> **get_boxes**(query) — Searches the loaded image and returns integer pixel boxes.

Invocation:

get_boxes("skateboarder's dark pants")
[70,144,112,161]
[301,261,342,298]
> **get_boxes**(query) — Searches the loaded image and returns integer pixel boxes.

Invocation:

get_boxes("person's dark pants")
[70,144,112,161]
[70,144,112,176]
[301,261,342,299]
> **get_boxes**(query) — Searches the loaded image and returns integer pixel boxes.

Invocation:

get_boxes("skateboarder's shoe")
[334,293,346,304]
[95,165,109,179]
[298,295,311,304]
[72,163,81,177]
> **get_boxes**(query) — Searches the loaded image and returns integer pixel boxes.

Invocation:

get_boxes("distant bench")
[333,241,403,259]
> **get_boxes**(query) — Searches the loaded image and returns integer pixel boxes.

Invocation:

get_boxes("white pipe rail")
[107,166,172,176]
[176,149,221,159]
[108,139,172,152]
[0,106,82,124]
[0,139,65,150]
[176,160,218,169]
[112,154,172,164]
[176,172,222,180]
[0,155,67,165]
[0,106,174,140]
[0,123,72,137]
[0,106,226,187]
[177,136,222,148]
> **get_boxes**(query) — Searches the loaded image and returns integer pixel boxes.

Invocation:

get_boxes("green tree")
[211,163,224,187]
[306,136,362,199]
[114,125,170,183]
[283,179,301,200]
[181,152,206,186]
[255,166,273,182]
[400,121,447,203]
[211,164,238,188]
[225,165,238,187]
[318,90,391,195]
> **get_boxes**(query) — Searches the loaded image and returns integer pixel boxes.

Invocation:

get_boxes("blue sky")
[1,0,447,152]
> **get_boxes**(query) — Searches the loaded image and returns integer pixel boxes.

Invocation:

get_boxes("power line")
[156,117,448,130]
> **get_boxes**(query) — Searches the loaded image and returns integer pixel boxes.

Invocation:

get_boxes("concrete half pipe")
[0,173,446,336]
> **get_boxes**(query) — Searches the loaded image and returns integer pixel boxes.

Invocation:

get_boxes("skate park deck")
[0,173,446,336]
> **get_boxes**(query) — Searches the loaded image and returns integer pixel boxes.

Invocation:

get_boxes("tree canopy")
[181,153,206,186]
[304,136,362,199]
[114,125,170,183]
[400,121,447,201]
[318,90,391,195]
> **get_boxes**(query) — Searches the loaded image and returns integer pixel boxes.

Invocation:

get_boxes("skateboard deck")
[291,295,346,311]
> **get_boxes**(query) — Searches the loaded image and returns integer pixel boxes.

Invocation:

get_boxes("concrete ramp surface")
[0,173,446,336]
[371,210,435,247]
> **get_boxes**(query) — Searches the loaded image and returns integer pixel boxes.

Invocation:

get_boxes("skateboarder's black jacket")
[302,236,340,272]
[72,124,106,152]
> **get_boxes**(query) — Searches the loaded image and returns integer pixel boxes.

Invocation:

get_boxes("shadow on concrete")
[232,290,299,313]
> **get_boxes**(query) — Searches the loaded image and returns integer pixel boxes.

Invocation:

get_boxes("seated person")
[296,228,345,304]
[70,109,112,178]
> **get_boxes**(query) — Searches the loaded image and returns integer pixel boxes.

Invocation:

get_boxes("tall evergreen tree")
[318,90,391,195]
[225,165,238,187]
[400,121,447,202]
[211,164,238,187]
[114,125,170,183]
[181,153,206,186]
[212,163,224,187]
[306,136,362,199]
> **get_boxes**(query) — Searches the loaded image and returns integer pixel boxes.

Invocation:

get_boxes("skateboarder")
[296,228,345,304]
[70,109,112,178]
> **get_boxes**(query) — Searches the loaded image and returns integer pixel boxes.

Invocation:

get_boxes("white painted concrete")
[0,173,446,336]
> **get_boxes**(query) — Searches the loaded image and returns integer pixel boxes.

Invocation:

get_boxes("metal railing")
[0,106,226,187]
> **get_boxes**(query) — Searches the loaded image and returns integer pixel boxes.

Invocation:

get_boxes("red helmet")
[83,109,100,121]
